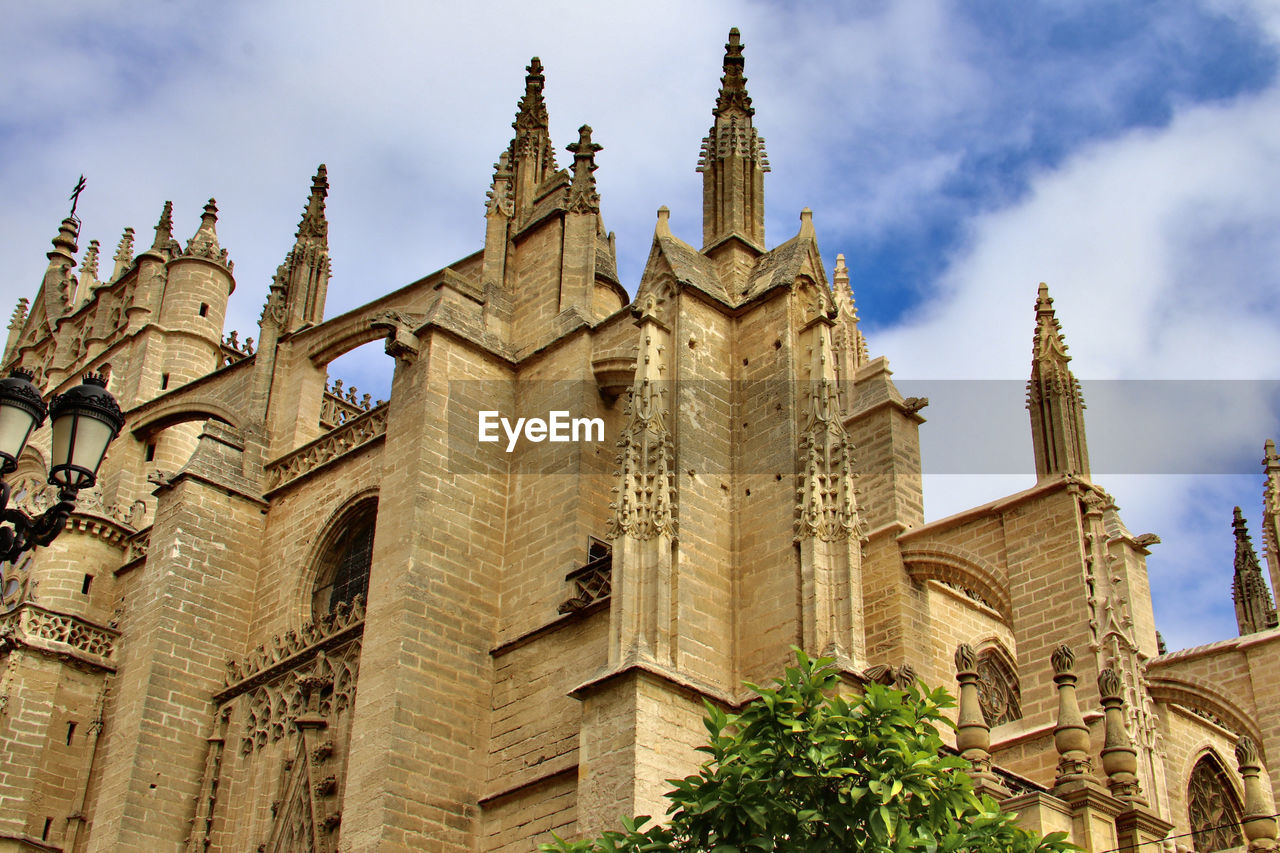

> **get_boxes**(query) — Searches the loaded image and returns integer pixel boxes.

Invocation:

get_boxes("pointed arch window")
[1188,753,1245,852]
[975,646,1022,727]
[311,498,376,619]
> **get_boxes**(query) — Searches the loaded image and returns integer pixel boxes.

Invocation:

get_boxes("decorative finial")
[514,57,549,133]
[111,227,135,281]
[954,642,977,673]
[68,175,87,222]
[1032,282,1071,363]
[1265,439,1278,468]
[1097,667,1122,701]
[1050,643,1075,675]
[715,28,754,117]
[1237,736,1261,768]
[566,125,602,215]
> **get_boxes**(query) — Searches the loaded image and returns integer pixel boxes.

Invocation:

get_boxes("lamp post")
[0,368,124,563]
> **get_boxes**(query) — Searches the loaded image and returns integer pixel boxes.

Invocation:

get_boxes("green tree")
[544,651,1073,853]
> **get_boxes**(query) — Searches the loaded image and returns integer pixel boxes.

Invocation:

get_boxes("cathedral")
[2,28,1279,853]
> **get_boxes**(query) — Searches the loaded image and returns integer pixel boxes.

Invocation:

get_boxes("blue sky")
[2,0,1279,651]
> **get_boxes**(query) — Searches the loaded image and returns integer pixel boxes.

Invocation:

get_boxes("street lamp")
[0,369,124,562]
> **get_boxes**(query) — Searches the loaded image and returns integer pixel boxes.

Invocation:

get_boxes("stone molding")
[217,596,365,701]
[264,406,387,493]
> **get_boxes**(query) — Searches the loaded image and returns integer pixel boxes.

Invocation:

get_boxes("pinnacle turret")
[1027,283,1089,480]
[698,28,768,253]
[506,57,558,216]
[39,214,80,321]
[1232,506,1277,635]
[111,227,135,281]
[150,200,175,254]
[77,239,101,298]
[268,167,332,333]
[714,28,754,118]
[297,164,329,244]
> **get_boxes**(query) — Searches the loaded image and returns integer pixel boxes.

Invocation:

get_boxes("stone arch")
[296,489,379,625]
[1147,673,1267,765]
[900,544,1012,623]
[1185,748,1245,852]
[302,314,388,368]
[130,397,242,439]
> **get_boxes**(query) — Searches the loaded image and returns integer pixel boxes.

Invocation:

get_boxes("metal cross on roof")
[69,175,87,221]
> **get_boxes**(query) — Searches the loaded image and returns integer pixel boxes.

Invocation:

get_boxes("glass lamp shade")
[0,369,48,475]
[48,374,124,491]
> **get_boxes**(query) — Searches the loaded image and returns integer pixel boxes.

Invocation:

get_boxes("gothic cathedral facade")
[1,29,1279,853]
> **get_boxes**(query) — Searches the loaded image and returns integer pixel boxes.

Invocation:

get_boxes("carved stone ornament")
[1050,643,1075,675]
[606,378,677,541]
[954,642,977,674]
[975,651,1022,727]
[1236,736,1261,770]
[1097,667,1124,701]
[795,377,858,542]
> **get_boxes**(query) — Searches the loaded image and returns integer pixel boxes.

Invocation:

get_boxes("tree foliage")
[543,651,1073,853]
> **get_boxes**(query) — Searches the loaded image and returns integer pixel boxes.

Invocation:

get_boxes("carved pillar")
[606,312,676,667]
[1238,736,1279,852]
[793,315,862,664]
[954,643,1009,798]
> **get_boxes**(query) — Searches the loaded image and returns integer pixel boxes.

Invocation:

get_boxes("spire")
[269,167,332,333]
[182,199,233,271]
[297,164,329,243]
[1232,507,1277,635]
[3,298,30,363]
[1027,283,1090,480]
[715,28,753,117]
[77,239,101,299]
[1263,440,1280,597]
[507,57,558,217]
[566,125,602,214]
[698,28,769,252]
[110,227,135,281]
[832,254,867,410]
[149,200,175,254]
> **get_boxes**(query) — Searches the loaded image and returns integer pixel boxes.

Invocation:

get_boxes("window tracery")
[975,646,1022,727]
[311,499,376,620]
[1188,754,1244,852]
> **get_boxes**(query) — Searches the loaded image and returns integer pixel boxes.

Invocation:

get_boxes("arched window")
[975,645,1022,727]
[1188,753,1245,852]
[311,498,376,619]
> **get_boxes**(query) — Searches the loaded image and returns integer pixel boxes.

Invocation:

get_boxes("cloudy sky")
[3,1,1279,651]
